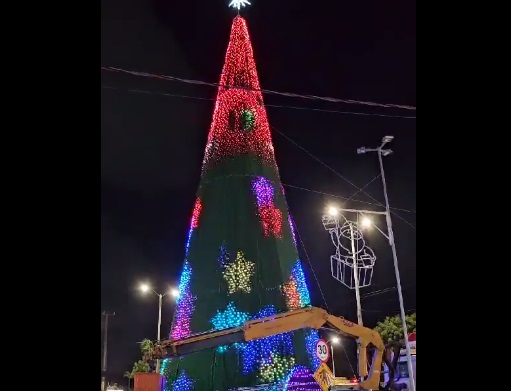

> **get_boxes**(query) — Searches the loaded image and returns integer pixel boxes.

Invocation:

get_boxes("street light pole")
[101,311,115,391]
[349,222,363,326]
[358,136,416,391]
[331,343,336,377]
[139,283,180,375]
[156,293,163,374]
[377,147,416,391]
[327,337,340,377]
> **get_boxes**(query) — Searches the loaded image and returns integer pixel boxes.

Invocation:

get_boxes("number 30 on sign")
[315,339,330,362]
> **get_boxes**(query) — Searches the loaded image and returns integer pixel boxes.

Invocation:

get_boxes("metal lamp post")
[327,336,341,377]
[357,135,416,391]
[139,284,180,373]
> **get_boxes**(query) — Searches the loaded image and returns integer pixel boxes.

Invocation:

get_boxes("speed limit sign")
[315,339,330,362]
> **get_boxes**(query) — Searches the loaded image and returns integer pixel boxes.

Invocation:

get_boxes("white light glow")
[228,0,251,10]
[361,217,372,229]
[332,336,340,344]
[170,288,180,299]
[328,206,339,216]
[140,283,150,293]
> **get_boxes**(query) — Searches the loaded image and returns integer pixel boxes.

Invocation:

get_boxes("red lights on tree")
[191,197,202,229]
[202,16,276,171]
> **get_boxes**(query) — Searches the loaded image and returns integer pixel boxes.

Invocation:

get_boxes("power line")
[271,125,416,228]
[199,172,415,214]
[281,183,415,214]
[101,85,416,119]
[294,221,330,312]
[101,66,417,111]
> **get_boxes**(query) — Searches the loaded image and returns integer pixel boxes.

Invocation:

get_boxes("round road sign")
[315,339,330,362]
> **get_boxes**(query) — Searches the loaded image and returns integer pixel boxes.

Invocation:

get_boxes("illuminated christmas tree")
[162,15,322,391]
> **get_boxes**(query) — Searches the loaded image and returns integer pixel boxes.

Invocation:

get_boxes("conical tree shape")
[163,16,322,390]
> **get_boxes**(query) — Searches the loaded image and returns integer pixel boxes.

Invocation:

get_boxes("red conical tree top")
[202,16,276,173]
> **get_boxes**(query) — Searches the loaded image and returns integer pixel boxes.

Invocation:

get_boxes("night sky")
[101,0,415,386]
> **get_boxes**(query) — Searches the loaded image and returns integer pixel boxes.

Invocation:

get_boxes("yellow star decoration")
[258,353,296,383]
[223,251,255,294]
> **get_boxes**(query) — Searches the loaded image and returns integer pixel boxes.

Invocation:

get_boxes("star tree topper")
[229,0,251,11]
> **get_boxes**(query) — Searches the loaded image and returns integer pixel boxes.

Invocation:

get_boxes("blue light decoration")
[290,261,311,307]
[211,302,250,330]
[304,329,321,371]
[241,306,294,374]
[160,358,170,376]
[170,197,203,340]
[168,370,194,391]
[211,302,251,353]
[218,242,231,267]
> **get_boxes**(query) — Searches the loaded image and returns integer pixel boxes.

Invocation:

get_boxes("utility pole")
[101,311,115,391]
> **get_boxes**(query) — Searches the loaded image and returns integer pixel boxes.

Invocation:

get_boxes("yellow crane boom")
[147,306,385,390]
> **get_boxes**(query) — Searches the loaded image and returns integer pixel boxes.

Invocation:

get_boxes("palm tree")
[124,371,134,391]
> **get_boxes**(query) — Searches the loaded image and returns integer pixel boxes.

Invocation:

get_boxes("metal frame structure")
[322,211,377,326]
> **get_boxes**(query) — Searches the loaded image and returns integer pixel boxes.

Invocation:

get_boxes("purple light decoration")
[252,176,274,207]
[170,197,203,340]
[288,214,297,246]
[284,366,322,391]
[171,261,195,340]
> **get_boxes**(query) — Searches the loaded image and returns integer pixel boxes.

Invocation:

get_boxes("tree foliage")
[139,339,154,356]
[131,360,150,374]
[374,313,416,344]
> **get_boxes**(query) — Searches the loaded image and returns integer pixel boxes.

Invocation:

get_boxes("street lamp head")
[357,147,367,155]
[381,149,393,157]
[328,206,339,216]
[332,336,340,344]
[382,135,394,144]
[170,288,180,299]
[361,217,372,229]
[140,283,150,293]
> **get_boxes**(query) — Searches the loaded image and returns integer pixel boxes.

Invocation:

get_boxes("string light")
[288,214,297,246]
[291,261,311,307]
[241,306,294,374]
[283,366,322,391]
[168,370,194,391]
[211,302,250,331]
[252,176,283,237]
[171,262,195,340]
[190,197,202,229]
[170,196,206,340]
[304,330,321,371]
[259,353,296,383]
[202,16,276,173]
[283,261,311,310]
[223,250,255,294]
[218,242,231,267]
[160,358,171,376]
[283,279,301,310]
